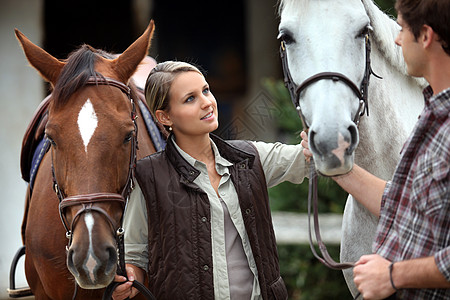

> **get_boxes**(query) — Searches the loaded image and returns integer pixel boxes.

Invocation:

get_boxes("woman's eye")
[203,88,210,95]
[185,95,194,103]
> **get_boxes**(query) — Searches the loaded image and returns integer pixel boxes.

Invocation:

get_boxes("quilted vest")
[135,134,288,300]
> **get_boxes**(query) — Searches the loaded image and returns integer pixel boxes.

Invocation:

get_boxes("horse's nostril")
[346,125,359,155]
[105,246,117,274]
[67,248,74,266]
[66,248,81,277]
[308,130,318,154]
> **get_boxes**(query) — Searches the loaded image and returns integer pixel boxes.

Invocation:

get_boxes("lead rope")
[307,161,362,299]
[102,227,157,300]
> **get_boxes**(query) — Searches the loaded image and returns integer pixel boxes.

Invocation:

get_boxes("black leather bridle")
[50,76,156,300]
[280,32,380,130]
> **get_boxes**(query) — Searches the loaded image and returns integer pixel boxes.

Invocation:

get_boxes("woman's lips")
[201,111,214,120]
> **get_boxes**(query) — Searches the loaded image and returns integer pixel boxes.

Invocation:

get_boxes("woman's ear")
[155,109,172,127]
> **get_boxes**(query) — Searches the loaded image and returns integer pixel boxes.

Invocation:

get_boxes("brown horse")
[15,21,163,299]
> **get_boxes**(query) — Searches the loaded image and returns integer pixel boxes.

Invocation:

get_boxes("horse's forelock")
[52,45,106,107]
[278,0,310,17]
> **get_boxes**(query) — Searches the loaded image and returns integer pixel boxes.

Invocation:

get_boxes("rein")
[50,76,156,300]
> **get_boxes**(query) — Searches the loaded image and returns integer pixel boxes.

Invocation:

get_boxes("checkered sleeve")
[435,247,450,281]
[380,181,392,210]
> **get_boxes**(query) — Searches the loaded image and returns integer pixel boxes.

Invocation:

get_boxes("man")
[301,0,449,298]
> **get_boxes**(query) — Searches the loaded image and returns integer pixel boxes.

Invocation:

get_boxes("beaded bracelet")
[389,262,399,291]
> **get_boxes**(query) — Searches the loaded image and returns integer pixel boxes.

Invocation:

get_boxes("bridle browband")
[279,28,381,298]
[280,33,381,130]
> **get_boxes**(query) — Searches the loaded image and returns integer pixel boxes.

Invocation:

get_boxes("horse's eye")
[124,131,134,144]
[278,31,295,45]
[357,25,372,38]
[46,134,56,147]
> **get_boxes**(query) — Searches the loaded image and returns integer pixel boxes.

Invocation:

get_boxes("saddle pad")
[29,137,51,191]
[20,95,51,182]
[135,89,167,152]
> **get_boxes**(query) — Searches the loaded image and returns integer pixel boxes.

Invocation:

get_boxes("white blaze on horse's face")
[77,99,98,153]
[279,0,371,176]
[83,213,100,286]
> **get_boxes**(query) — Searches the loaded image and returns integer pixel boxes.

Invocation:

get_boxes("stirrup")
[7,246,33,298]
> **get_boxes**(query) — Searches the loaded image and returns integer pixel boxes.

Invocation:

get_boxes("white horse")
[278,0,426,296]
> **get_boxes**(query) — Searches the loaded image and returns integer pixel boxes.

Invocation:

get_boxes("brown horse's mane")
[52,45,115,108]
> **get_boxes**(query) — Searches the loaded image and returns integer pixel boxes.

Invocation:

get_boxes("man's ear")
[421,24,434,49]
[155,109,172,127]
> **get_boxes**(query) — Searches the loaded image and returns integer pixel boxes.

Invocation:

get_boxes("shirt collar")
[423,85,450,119]
[171,136,233,170]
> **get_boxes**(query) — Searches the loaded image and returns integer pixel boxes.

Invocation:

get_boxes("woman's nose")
[201,95,213,108]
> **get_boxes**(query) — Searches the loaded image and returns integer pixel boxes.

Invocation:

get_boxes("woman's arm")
[251,141,307,188]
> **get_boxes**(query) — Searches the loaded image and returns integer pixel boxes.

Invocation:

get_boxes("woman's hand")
[112,264,143,300]
[300,131,313,161]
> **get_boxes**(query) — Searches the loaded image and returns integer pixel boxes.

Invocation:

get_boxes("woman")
[113,61,308,300]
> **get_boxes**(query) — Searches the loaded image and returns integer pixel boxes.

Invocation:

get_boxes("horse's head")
[279,0,372,176]
[15,21,155,289]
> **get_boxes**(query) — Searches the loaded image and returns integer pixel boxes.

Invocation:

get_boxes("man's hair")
[396,0,449,55]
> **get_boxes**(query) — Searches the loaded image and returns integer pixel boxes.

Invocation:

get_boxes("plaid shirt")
[373,86,450,299]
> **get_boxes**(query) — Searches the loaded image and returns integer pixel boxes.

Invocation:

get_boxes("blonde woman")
[113,61,309,300]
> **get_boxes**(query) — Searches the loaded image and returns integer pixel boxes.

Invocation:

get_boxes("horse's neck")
[355,43,424,180]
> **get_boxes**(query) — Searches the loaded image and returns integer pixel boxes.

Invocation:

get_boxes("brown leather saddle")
[20,95,51,183]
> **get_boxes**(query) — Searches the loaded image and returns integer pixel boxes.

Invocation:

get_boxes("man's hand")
[353,254,396,300]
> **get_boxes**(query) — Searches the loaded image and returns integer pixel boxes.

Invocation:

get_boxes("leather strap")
[308,161,355,270]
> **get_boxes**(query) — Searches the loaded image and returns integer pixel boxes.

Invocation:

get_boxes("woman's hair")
[395,0,449,55]
[144,61,203,115]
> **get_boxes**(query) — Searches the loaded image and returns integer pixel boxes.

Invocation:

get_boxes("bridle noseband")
[280,33,380,130]
[50,76,137,248]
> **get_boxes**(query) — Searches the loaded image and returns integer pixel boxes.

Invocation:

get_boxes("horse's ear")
[15,29,65,86]
[112,20,155,83]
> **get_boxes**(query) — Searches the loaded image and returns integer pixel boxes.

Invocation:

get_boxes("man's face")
[395,14,426,77]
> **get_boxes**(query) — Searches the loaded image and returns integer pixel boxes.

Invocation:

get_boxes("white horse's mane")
[278,0,428,88]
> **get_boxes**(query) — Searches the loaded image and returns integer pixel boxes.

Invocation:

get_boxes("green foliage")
[375,0,397,17]
[278,245,352,300]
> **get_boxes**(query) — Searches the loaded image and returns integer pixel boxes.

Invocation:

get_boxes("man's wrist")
[389,262,399,291]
